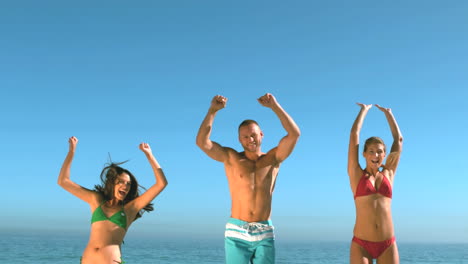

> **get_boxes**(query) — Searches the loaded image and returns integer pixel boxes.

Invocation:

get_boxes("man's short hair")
[238,119,260,132]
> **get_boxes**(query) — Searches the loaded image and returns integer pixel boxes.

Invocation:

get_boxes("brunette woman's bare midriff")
[81,221,126,264]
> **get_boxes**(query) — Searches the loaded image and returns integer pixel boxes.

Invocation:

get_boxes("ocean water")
[1,232,467,264]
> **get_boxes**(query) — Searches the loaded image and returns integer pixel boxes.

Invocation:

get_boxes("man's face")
[238,124,263,153]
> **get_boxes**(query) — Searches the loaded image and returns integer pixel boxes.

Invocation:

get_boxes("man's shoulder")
[222,147,239,154]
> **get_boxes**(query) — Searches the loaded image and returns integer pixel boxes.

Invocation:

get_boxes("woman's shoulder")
[88,191,105,209]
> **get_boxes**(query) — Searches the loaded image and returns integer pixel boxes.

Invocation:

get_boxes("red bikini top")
[354,172,392,199]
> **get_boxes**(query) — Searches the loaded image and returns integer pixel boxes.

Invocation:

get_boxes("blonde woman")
[348,104,403,264]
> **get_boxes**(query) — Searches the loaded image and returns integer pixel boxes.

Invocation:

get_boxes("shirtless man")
[196,93,300,264]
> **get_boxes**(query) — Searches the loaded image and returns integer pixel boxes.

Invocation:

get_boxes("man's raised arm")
[196,95,230,162]
[258,93,300,163]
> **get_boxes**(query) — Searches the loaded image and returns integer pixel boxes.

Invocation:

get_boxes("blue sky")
[1,1,467,243]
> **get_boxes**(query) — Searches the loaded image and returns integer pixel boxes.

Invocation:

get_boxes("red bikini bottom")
[352,236,395,259]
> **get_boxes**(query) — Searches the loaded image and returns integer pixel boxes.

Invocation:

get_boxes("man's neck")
[243,150,263,161]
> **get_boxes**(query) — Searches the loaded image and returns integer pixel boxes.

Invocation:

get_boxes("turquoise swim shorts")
[224,217,275,264]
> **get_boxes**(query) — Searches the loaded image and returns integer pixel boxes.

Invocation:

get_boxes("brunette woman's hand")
[139,142,152,155]
[68,136,78,153]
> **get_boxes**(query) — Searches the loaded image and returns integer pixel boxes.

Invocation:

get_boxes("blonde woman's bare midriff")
[354,195,394,241]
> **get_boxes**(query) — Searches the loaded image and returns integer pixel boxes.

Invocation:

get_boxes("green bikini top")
[91,203,127,230]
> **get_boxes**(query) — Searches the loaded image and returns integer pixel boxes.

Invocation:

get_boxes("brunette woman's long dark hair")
[94,161,154,221]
